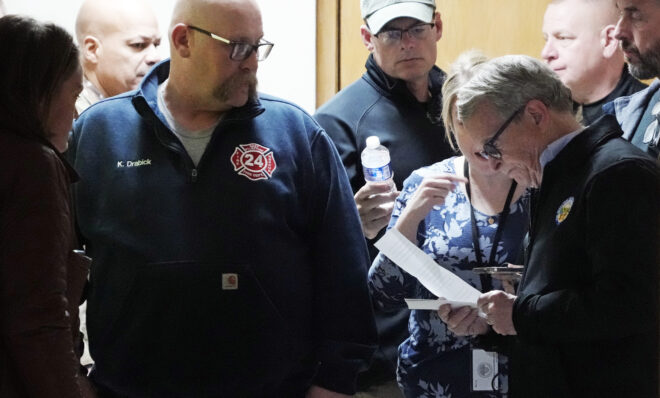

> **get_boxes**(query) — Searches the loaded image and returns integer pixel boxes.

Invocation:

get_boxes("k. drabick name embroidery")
[116,159,152,168]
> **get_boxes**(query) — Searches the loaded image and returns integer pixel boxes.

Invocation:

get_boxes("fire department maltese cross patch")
[555,197,574,225]
[231,143,277,181]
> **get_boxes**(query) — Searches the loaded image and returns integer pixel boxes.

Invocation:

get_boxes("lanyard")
[463,159,517,291]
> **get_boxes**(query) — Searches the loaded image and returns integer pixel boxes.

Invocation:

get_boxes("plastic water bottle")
[361,136,395,191]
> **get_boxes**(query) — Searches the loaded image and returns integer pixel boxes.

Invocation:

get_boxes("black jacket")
[512,115,660,397]
[314,55,455,387]
[315,54,455,200]
[580,66,647,126]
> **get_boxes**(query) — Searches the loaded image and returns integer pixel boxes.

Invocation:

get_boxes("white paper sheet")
[404,298,477,310]
[375,228,482,311]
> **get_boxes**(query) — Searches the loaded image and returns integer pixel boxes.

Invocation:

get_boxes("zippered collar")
[363,54,445,124]
[131,59,265,128]
[363,54,445,101]
[127,60,266,181]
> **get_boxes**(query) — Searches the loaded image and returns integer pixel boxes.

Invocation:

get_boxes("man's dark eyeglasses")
[375,23,435,44]
[478,106,525,160]
[188,25,274,61]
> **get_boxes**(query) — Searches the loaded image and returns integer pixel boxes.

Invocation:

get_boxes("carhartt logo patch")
[222,273,238,290]
[555,197,574,225]
[231,143,276,181]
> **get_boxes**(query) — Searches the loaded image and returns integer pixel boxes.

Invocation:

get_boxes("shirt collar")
[540,128,583,168]
[82,78,105,102]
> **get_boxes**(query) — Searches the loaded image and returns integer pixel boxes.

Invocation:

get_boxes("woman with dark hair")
[0,15,94,397]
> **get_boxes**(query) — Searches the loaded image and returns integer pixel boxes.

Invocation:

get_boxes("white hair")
[455,54,574,123]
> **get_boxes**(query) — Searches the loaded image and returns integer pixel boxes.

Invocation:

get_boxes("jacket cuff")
[513,293,540,343]
[311,340,376,395]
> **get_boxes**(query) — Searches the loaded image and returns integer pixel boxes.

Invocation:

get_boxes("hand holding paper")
[374,228,482,312]
[437,304,489,336]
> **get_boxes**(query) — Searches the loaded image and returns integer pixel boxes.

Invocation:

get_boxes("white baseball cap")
[360,0,436,34]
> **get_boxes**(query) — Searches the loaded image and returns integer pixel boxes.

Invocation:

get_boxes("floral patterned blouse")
[368,157,529,398]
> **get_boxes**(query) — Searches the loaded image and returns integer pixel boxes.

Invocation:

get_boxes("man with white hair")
[439,54,659,397]
[541,0,646,125]
[74,0,162,114]
[604,0,660,159]
[70,0,377,396]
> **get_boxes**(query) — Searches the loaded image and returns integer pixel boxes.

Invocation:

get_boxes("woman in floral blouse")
[368,51,529,398]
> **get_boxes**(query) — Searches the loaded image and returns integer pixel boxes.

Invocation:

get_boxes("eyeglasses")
[188,25,274,61]
[375,23,435,45]
[478,106,525,160]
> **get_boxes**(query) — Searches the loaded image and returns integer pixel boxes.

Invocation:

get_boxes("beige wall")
[317,0,552,108]
[6,0,318,112]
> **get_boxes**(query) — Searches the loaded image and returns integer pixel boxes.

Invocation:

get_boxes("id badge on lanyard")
[464,159,508,393]
[471,349,498,391]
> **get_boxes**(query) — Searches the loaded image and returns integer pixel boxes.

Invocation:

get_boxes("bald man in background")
[75,0,161,114]
[541,0,646,125]
[74,0,162,369]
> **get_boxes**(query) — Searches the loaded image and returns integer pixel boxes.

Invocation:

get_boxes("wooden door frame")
[316,0,551,109]
[316,0,339,109]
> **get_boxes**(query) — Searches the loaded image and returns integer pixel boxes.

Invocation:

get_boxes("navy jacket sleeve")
[513,161,660,343]
[314,109,362,193]
[306,130,378,394]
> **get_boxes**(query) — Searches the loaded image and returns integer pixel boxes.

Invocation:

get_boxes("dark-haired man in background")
[315,0,454,396]
[605,0,660,159]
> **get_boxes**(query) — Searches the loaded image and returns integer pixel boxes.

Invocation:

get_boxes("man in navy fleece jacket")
[70,0,377,396]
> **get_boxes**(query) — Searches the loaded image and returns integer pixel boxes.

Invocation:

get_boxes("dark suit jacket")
[511,115,660,398]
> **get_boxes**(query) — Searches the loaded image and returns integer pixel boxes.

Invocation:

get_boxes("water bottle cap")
[366,136,381,148]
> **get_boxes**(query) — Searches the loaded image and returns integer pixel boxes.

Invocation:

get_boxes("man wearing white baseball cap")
[315,1,453,397]
[361,0,436,35]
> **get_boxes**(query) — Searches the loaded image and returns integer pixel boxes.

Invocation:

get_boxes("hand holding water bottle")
[356,136,399,239]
